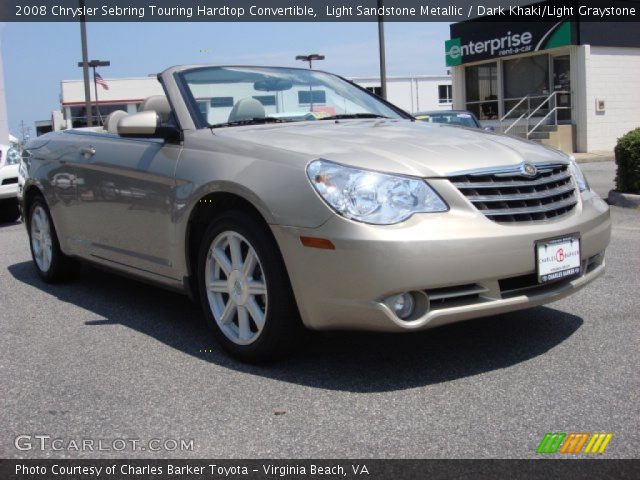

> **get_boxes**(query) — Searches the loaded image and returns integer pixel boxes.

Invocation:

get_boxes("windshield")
[179,66,406,128]
[415,112,480,128]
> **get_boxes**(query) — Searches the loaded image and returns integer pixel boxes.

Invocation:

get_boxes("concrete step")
[529,132,551,140]
[535,125,558,133]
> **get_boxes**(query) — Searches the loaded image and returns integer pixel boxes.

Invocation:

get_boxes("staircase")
[528,124,558,141]
[499,91,573,152]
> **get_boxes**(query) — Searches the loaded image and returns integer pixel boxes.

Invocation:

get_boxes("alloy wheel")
[204,231,268,345]
[30,205,53,272]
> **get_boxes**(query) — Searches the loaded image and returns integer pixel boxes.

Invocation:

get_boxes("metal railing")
[499,91,572,139]
[500,94,545,135]
[526,91,572,138]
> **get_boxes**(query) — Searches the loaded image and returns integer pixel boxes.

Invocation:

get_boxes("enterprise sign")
[448,31,534,59]
[446,20,575,66]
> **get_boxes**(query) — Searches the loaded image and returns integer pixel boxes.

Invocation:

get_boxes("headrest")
[228,98,265,123]
[104,110,128,134]
[140,95,171,123]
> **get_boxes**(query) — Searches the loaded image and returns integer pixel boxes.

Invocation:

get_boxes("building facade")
[350,75,453,114]
[447,9,640,152]
[0,44,10,144]
[60,76,164,128]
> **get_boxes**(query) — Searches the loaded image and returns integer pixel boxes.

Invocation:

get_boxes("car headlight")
[5,147,20,165]
[568,157,589,192]
[306,159,448,224]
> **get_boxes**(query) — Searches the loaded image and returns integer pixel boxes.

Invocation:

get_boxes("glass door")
[551,55,571,123]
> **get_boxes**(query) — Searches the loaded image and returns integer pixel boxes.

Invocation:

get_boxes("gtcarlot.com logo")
[537,432,613,454]
[14,435,194,452]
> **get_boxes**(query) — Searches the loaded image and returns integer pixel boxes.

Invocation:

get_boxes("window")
[503,55,549,99]
[253,95,276,106]
[465,62,498,120]
[197,101,208,118]
[99,104,129,116]
[68,103,129,127]
[36,124,53,136]
[366,86,382,96]
[210,97,234,108]
[503,54,550,117]
[298,90,326,105]
[180,67,405,127]
[438,85,452,104]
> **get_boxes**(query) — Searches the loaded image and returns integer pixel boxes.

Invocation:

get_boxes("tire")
[0,198,20,223]
[197,210,305,362]
[28,196,80,283]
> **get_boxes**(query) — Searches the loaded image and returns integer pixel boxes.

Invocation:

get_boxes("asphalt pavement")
[0,161,638,459]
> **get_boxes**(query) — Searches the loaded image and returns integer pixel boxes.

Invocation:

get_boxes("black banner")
[1,459,640,480]
[1,0,640,22]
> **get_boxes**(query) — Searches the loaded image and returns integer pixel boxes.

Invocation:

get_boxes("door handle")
[81,146,96,156]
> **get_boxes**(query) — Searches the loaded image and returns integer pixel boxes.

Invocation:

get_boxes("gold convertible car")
[20,66,611,361]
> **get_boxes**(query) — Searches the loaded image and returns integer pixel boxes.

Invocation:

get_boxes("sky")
[1,21,450,138]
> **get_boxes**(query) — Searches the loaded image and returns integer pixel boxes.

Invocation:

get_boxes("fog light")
[388,293,415,320]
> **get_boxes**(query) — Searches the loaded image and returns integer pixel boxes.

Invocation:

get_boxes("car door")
[67,132,181,280]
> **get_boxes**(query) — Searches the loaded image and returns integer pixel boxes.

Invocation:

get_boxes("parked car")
[21,66,611,362]
[415,110,494,131]
[0,141,21,223]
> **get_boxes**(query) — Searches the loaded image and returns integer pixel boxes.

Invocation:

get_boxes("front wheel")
[28,196,79,283]
[197,210,304,362]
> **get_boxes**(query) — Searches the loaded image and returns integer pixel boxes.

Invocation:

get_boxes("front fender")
[173,132,333,229]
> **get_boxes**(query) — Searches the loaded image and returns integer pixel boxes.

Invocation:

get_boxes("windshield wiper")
[209,117,287,129]
[319,113,390,120]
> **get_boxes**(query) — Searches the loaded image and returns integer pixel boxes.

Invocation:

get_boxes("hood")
[212,119,569,177]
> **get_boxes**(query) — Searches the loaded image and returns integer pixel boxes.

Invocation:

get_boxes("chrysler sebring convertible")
[21,66,611,361]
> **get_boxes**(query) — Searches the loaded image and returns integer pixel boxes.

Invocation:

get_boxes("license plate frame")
[535,233,582,284]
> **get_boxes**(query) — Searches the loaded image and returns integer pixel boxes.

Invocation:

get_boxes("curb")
[574,156,614,164]
[607,190,640,209]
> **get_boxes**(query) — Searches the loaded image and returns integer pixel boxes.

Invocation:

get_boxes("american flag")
[94,72,109,90]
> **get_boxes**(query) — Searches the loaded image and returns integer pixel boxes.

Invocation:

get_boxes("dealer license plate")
[536,235,581,284]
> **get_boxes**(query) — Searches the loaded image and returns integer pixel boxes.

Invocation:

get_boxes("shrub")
[614,128,640,194]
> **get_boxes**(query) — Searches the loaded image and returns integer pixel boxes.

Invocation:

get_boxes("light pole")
[377,0,387,99]
[78,0,92,126]
[296,54,325,111]
[19,121,31,146]
[77,59,110,126]
[295,54,325,69]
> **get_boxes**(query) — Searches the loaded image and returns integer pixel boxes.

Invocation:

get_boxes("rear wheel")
[197,210,304,362]
[28,196,79,283]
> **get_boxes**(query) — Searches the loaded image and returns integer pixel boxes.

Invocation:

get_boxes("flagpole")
[81,60,109,125]
[92,66,102,125]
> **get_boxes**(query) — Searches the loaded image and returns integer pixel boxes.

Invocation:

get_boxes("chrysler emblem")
[522,163,537,177]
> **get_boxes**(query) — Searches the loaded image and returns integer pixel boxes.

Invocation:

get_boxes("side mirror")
[483,126,495,132]
[117,111,181,142]
[117,111,159,137]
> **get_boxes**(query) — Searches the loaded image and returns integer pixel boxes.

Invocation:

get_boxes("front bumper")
[0,164,19,200]
[271,189,611,332]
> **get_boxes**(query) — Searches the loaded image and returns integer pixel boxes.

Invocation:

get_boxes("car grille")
[2,177,18,185]
[448,163,577,223]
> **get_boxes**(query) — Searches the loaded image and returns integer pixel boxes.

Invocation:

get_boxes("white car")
[0,142,21,222]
